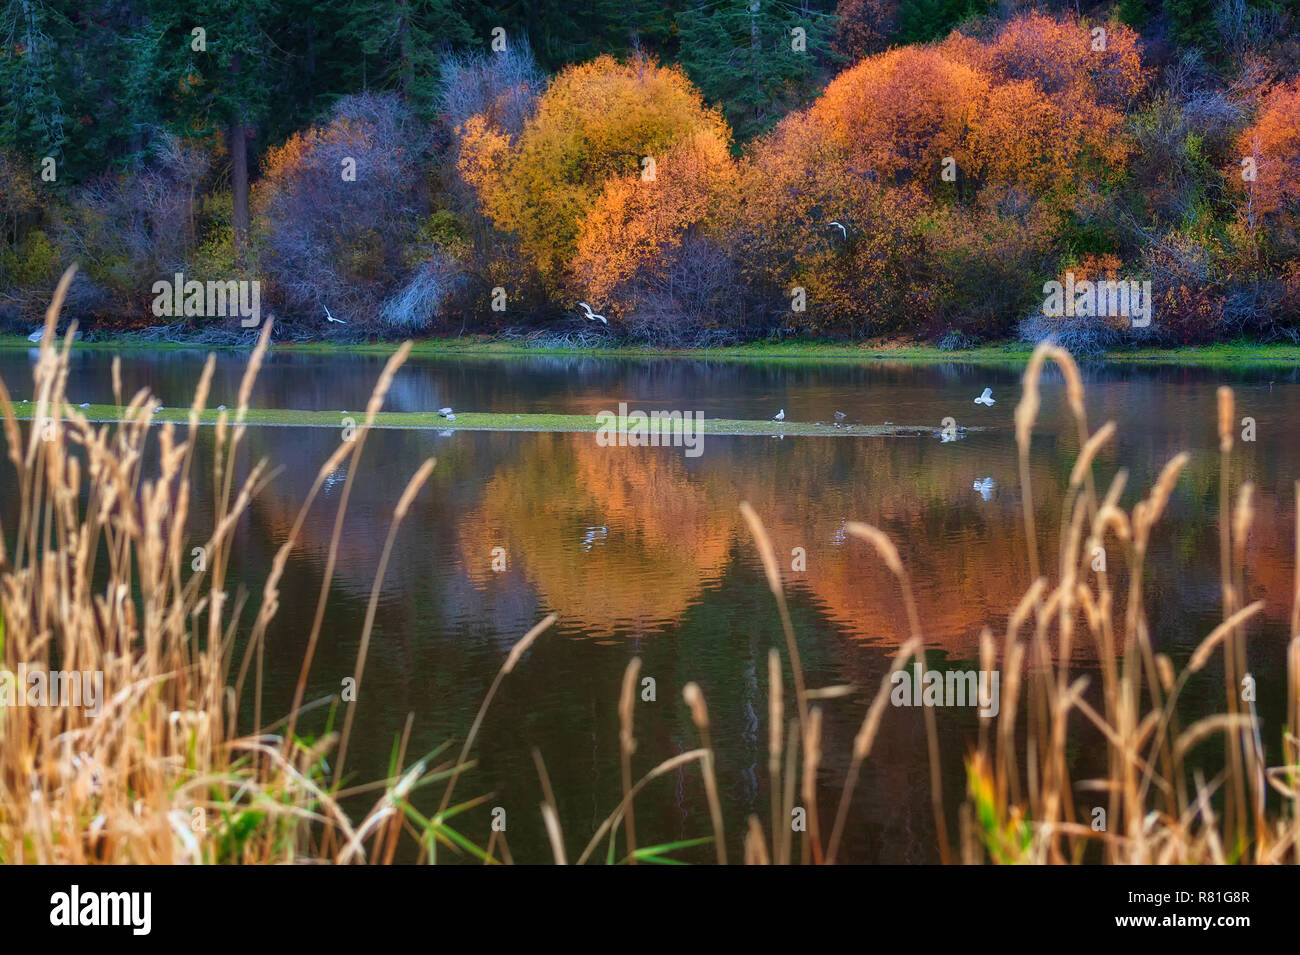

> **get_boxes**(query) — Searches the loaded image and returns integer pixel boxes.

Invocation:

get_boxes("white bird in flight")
[579,302,607,325]
[829,221,847,239]
[324,304,347,324]
[773,409,785,421]
[974,387,995,406]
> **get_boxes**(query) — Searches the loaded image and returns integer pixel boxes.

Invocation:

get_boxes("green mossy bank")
[3,335,1300,367]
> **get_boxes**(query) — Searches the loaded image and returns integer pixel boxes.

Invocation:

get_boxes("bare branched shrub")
[51,133,213,315]
[439,39,543,144]
[379,254,464,330]
[623,235,741,347]
[1018,310,1124,356]
[255,92,432,328]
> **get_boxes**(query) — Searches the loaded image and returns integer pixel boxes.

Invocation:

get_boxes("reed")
[0,269,501,863]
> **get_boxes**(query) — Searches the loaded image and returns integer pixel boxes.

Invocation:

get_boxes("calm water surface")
[2,348,1295,863]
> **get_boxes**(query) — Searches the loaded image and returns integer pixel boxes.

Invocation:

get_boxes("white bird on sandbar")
[773,409,785,421]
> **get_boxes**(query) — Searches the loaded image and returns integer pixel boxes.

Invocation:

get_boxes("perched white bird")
[438,407,453,417]
[829,221,847,239]
[773,409,785,421]
[79,402,90,409]
[578,302,608,325]
[445,413,456,421]
[974,387,995,406]
[217,404,227,411]
[973,477,995,500]
[324,304,347,324]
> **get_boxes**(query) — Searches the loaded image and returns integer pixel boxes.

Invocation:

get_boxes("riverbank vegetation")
[2,2,1299,349]
[2,276,1297,863]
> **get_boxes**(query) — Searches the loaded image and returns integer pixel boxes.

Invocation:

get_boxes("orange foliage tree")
[1233,79,1300,255]
[731,14,1147,337]
[570,130,738,337]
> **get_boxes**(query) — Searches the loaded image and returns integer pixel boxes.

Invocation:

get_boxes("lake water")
[2,347,1296,863]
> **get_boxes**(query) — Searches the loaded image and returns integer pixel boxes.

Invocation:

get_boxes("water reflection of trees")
[208,386,1300,675]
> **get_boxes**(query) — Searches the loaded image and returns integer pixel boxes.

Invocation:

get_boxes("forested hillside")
[2,0,1298,347]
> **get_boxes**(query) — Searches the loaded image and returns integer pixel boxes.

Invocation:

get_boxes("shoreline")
[2,334,1299,366]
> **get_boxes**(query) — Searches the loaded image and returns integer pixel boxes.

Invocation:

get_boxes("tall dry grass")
[0,267,533,863]
[726,342,1300,865]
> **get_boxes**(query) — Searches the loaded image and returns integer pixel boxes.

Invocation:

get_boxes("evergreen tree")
[1163,0,1218,49]
[896,0,986,44]
[1,0,69,169]
[338,0,473,122]
[676,0,838,140]
[147,0,276,264]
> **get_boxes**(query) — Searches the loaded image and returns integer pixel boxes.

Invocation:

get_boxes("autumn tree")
[570,129,738,341]
[458,54,730,287]
[731,15,1146,338]
[1234,79,1300,255]
[732,106,939,335]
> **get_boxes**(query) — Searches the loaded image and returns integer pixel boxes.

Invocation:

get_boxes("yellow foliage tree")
[457,54,730,284]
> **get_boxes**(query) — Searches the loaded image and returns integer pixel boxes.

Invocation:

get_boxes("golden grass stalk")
[334,457,437,787]
[618,656,641,863]
[683,681,727,864]
[740,501,809,733]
